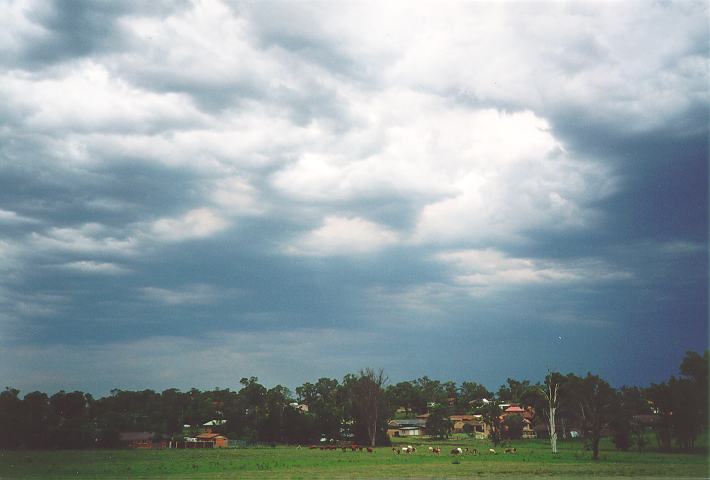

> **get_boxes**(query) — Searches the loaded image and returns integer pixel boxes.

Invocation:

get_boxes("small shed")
[120,432,154,449]
[387,419,427,437]
[195,432,229,448]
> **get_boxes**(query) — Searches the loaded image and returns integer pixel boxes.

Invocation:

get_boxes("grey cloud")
[5,0,189,68]
[0,0,705,394]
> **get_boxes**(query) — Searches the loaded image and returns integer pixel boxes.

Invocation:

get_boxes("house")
[289,402,309,413]
[500,405,537,439]
[120,432,154,449]
[195,432,229,448]
[449,414,475,433]
[387,419,427,437]
[501,405,526,417]
[521,417,537,438]
[201,419,226,433]
[448,414,489,438]
[632,414,660,431]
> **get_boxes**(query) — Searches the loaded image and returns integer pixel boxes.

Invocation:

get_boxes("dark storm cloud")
[4,1,191,66]
[0,0,706,395]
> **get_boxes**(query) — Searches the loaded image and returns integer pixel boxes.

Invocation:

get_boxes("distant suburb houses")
[387,404,537,439]
[120,403,540,449]
[119,419,230,449]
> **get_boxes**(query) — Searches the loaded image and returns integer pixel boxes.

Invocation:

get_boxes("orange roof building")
[195,433,229,448]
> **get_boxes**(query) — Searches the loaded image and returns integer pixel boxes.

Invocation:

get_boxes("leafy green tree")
[568,374,620,460]
[386,381,419,417]
[296,378,343,441]
[413,376,447,411]
[22,391,55,449]
[610,386,650,452]
[645,351,707,451]
[457,382,491,412]
[668,377,700,449]
[426,404,452,439]
[159,388,190,437]
[497,378,531,404]
[282,404,318,444]
[645,382,673,450]
[49,391,95,448]
[344,368,389,447]
[0,388,23,448]
[482,400,503,446]
[261,385,293,442]
[237,378,267,441]
[679,350,708,431]
[502,414,524,440]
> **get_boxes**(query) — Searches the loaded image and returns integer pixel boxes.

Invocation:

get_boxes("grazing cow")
[367,447,374,453]
[504,447,517,454]
[489,448,496,455]
[451,447,463,455]
[432,447,441,455]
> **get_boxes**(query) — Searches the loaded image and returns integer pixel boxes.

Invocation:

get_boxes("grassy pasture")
[0,437,707,479]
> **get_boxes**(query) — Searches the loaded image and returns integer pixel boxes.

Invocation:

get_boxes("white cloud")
[149,208,229,242]
[60,261,131,275]
[436,249,631,295]
[289,1,707,135]
[272,90,614,247]
[0,239,22,272]
[0,208,36,223]
[114,0,284,96]
[30,223,139,256]
[0,62,205,136]
[209,176,264,216]
[285,215,399,256]
[141,284,230,306]
[28,209,229,261]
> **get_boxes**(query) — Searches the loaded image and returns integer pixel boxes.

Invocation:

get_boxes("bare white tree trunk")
[549,401,557,453]
[539,377,559,454]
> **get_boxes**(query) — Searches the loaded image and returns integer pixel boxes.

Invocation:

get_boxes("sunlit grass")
[0,436,707,479]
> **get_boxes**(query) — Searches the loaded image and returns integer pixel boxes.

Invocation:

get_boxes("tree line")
[0,351,705,459]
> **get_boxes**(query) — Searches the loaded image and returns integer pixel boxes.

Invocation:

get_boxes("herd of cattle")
[306,444,517,455]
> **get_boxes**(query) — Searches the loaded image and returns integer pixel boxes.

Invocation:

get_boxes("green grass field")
[0,437,707,479]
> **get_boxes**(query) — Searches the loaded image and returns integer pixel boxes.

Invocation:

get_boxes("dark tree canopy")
[0,351,705,451]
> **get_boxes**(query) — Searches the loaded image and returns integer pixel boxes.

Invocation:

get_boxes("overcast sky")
[0,0,707,396]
